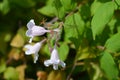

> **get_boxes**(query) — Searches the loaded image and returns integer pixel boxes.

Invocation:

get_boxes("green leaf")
[60,0,77,11]
[108,18,117,33]
[58,43,69,61]
[64,13,85,49]
[0,0,10,14]
[53,0,65,19]
[10,33,24,48]
[105,32,120,52]
[41,44,50,56]
[91,0,102,16]
[117,26,120,32]
[0,59,6,73]
[115,0,120,5]
[4,67,19,80]
[38,0,57,17]
[91,1,115,39]
[116,19,120,32]
[100,51,118,80]
[46,0,54,5]
[79,4,91,20]
[76,47,96,61]
[38,5,55,17]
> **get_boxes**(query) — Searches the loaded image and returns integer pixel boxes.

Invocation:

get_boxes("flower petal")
[34,53,39,63]
[26,30,32,37]
[24,44,32,49]
[59,61,66,68]
[27,19,35,29]
[31,43,41,53]
[32,26,48,36]
[24,44,33,55]
[25,50,33,55]
[44,60,52,67]
[50,47,59,61]
[53,64,58,70]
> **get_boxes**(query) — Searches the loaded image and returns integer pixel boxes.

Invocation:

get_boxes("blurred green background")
[0,0,49,80]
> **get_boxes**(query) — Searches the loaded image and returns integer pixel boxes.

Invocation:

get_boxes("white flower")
[24,39,46,63]
[26,19,50,43]
[44,46,66,70]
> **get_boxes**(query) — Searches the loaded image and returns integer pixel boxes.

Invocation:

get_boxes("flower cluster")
[24,19,66,70]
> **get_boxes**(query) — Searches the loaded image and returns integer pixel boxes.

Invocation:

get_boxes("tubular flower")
[44,45,66,70]
[24,39,46,63]
[26,19,50,43]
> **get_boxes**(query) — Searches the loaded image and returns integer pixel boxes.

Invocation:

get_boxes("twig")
[66,62,76,80]
[49,17,58,23]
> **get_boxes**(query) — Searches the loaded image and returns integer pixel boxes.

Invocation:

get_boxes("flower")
[26,19,50,43]
[24,39,46,63]
[44,45,66,70]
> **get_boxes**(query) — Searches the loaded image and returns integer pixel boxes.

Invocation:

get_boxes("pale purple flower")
[44,45,66,70]
[24,39,46,63]
[26,19,50,43]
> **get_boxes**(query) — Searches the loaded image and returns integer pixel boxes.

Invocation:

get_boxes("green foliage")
[100,51,118,80]
[60,0,77,11]
[0,0,10,14]
[0,60,6,73]
[79,3,91,20]
[53,0,65,19]
[38,5,55,17]
[105,32,120,52]
[4,67,19,80]
[91,1,115,39]
[91,0,102,16]
[76,47,96,61]
[58,42,69,61]
[115,0,120,6]
[64,13,85,49]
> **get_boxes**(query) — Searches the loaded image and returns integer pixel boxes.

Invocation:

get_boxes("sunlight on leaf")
[10,34,24,48]
[76,47,96,61]
[91,1,115,39]
[91,0,102,16]
[105,32,120,52]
